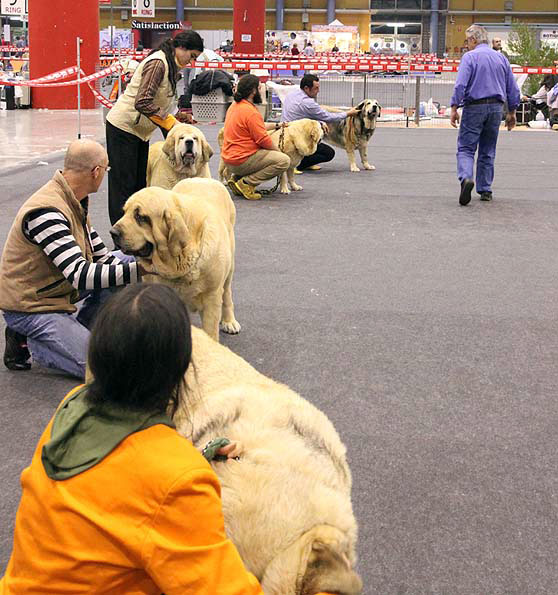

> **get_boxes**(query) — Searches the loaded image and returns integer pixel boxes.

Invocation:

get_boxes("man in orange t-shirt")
[222,74,290,200]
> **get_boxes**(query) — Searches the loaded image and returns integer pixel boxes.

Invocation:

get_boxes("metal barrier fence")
[267,71,458,128]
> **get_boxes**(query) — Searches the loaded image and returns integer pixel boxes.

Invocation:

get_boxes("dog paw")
[363,163,375,171]
[350,165,360,172]
[291,184,303,191]
[220,320,241,334]
[280,186,291,194]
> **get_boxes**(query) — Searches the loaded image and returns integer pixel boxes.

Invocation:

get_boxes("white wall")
[197,29,234,52]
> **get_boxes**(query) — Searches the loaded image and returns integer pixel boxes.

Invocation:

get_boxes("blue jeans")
[457,103,503,194]
[3,252,135,379]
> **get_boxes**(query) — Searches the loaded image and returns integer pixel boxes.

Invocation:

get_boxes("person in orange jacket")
[0,283,263,595]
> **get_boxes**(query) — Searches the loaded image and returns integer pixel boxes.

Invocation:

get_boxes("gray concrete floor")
[1,125,558,594]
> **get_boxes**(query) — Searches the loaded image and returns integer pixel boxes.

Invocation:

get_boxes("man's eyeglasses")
[92,164,111,172]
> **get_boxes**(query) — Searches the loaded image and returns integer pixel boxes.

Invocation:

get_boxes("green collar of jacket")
[41,386,175,481]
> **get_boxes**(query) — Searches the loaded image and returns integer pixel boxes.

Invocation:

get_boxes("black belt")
[467,97,504,105]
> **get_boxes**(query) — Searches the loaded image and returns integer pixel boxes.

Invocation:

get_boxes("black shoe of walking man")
[459,178,474,206]
[479,191,493,202]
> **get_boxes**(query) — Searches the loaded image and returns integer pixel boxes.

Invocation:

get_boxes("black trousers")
[299,142,335,170]
[106,120,150,225]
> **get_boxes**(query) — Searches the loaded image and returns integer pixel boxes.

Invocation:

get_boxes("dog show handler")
[281,74,359,172]
[221,74,290,200]
[0,284,264,595]
[106,31,204,224]
[450,24,520,206]
[0,140,144,380]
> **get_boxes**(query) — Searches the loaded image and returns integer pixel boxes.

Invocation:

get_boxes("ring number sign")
[132,0,155,18]
[0,0,27,16]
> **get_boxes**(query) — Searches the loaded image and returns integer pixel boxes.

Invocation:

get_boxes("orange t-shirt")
[221,99,273,165]
[0,386,263,595]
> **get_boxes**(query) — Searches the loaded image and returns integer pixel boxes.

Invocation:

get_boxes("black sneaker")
[459,179,474,206]
[479,191,493,202]
[4,327,31,371]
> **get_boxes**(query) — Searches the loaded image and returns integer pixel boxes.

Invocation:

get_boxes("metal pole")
[77,37,82,139]
[110,0,114,51]
[414,74,421,127]
[431,0,439,56]
[276,0,284,31]
[117,40,121,98]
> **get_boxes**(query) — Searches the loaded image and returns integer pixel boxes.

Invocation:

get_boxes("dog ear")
[355,100,366,111]
[309,122,322,148]
[301,541,363,595]
[150,201,188,261]
[201,137,214,162]
[163,207,189,258]
[162,129,177,167]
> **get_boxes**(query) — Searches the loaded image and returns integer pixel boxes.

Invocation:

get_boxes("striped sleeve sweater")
[24,208,140,291]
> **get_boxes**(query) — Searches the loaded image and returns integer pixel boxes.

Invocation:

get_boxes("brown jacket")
[0,171,93,314]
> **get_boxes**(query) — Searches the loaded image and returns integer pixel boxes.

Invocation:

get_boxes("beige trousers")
[227,149,290,187]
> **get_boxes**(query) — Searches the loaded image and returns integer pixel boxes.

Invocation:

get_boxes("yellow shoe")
[553,123,558,131]
[227,178,242,196]
[307,165,321,171]
[233,178,262,201]
[294,168,303,175]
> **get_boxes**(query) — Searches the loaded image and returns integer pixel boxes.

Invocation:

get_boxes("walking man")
[450,25,520,206]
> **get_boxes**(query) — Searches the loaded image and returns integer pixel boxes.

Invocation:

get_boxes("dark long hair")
[151,30,204,96]
[233,74,260,102]
[87,284,192,417]
[543,74,558,90]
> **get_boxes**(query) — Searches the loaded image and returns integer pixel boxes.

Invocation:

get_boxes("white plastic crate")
[191,88,232,122]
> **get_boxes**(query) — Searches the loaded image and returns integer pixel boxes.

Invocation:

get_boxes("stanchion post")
[414,74,421,127]
[77,37,82,139]
[117,40,121,98]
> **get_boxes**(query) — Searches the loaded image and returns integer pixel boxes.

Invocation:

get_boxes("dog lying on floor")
[147,123,213,189]
[175,326,363,595]
[322,99,382,172]
[217,118,324,194]
[110,179,240,342]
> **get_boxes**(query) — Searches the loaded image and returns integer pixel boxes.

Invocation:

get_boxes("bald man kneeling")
[0,140,150,379]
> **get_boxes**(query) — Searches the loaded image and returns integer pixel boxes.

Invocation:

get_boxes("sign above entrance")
[131,20,181,30]
[132,0,155,18]
[0,0,27,16]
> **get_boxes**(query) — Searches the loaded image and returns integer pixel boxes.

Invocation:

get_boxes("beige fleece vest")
[0,171,93,314]
[106,50,175,141]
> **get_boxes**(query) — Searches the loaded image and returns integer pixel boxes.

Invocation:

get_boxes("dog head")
[355,99,382,129]
[262,525,362,595]
[291,119,325,157]
[110,187,189,275]
[162,123,213,175]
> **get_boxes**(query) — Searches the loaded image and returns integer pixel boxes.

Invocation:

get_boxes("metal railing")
[267,70,458,128]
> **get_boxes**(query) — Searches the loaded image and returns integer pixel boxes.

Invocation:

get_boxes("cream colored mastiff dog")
[147,123,213,189]
[110,179,240,341]
[176,326,363,595]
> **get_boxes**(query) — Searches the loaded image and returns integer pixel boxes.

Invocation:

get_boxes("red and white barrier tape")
[0,63,123,87]
[191,60,558,74]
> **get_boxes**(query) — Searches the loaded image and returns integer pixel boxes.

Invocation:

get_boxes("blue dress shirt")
[281,88,347,123]
[450,43,520,110]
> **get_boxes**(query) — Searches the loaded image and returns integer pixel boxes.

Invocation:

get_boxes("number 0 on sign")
[132,0,155,18]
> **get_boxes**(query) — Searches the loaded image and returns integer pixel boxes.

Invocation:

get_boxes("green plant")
[508,22,558,95]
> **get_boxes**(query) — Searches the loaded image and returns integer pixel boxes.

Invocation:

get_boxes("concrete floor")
[1,124,558,594]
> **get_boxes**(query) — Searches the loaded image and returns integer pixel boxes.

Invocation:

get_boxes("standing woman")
[106,31,204,224]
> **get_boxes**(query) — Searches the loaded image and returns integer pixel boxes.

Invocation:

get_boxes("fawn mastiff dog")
[175,326,363,595]
[110,179,240,342]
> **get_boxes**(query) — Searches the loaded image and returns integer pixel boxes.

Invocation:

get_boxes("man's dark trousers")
[457,102,503,194]
[299,142,335,170]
